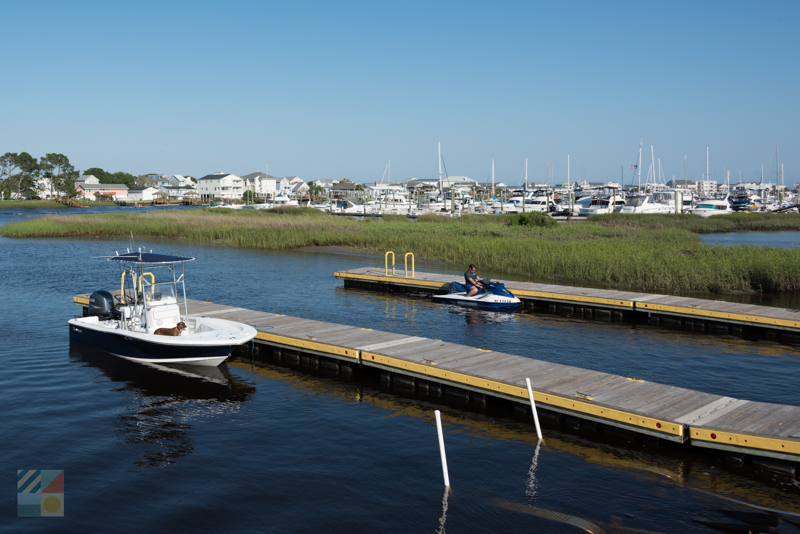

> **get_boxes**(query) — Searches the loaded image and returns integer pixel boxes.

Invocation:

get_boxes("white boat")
[272,195,299,208]
[578,195,626,216]
[69,251,257,366]
[688,196,733,217]
[619,195,671,214]
[511,195,557,213]
[330,199,367,214]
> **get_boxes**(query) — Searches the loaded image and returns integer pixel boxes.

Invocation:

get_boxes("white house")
[126,186,161,202]
[241,172,278,199]
[169,175,195,188]
[76,175,101,186]
[196,172,244,200]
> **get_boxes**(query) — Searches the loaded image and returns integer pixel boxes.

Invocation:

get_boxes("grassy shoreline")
[0,200,119,209]
[2,208,799,294]
[0,200,67,209]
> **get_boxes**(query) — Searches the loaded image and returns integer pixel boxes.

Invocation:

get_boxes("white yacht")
[688,196,733,217]
[619,195,671,214]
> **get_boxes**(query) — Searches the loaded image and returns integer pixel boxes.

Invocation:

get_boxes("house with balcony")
[242,172,278,199]
[196,172,244,200]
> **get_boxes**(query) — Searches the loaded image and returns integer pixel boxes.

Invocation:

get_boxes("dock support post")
[525,378,544,441]
[434,410,450,488]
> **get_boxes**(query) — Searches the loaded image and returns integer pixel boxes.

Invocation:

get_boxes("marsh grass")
[3,209,799,293]
[0,200,66,209]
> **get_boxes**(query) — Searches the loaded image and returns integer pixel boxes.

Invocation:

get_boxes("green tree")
[0,152,20,199]
[39,153,77,198]
[58,178,78,199]
[2,152,39,199]
[307,182,325,202]
[82,167,113,182]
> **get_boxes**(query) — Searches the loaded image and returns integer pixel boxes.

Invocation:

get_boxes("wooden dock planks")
[73,292,800,462]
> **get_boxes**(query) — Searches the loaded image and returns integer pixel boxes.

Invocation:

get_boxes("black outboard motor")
[88,290,119,320]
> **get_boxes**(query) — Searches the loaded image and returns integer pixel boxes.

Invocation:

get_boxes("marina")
[72,288,800,466]
[5,235,800,531]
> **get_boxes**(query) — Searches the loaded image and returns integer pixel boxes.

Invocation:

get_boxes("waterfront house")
[242,172,278,199]
[75,175,128,200]
[196,172,244,200]
[330,182,360,199]
[125,186,161,202]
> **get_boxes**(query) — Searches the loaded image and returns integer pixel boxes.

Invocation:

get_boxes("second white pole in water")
[434,410,450,488]
[525,378,543,440]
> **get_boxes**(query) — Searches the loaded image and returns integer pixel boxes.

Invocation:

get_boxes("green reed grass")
[0,200,67,209]
[2,209,799,293]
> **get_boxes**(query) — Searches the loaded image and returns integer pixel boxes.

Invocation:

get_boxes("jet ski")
[432,279,520,309]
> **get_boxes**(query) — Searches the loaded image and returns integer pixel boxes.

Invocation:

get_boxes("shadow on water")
[69,342,255,468]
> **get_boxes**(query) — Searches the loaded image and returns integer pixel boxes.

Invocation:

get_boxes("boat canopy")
[109,252,195,265]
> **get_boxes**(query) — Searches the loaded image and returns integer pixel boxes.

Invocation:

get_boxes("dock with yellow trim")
[335,267,800,342]
[73,292,800,468]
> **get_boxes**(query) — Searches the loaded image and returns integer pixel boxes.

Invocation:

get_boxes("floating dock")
[335,267,800,342]
[73,291,800,470]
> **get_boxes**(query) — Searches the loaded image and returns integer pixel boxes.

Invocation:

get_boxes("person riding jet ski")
[465,264,485,297]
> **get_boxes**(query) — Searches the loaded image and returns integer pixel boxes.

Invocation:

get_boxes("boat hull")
[68,321,247,366]
[432,293,520,309]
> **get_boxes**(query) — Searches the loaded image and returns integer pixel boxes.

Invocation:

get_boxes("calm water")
[700,231,800,248]
[3,213,800,532]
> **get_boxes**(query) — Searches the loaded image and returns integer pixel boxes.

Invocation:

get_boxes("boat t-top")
[69,250,257,366]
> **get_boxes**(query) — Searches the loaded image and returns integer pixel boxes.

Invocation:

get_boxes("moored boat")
[68,251,257,366]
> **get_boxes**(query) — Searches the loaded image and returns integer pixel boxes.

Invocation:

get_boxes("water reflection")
[228,356,800,515]
[69,342,255,468]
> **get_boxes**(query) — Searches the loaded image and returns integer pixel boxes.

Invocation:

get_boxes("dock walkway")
[335,267,800,340]
[73,292,800,466]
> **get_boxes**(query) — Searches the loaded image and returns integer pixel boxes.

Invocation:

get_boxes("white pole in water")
[434,410,450,488]
[525,378,543,440]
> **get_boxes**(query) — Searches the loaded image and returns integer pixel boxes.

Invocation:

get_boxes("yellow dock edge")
[636,302,800,330]
[255,331,359,361]
[362,351,684,439]
[334,271,448,289]
[512,289,634,309]
[690,427,800,456]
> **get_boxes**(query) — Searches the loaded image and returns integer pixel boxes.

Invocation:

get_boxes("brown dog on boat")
[154,321,187,336]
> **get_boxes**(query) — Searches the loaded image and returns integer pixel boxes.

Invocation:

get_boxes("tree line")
[0,151,148,200]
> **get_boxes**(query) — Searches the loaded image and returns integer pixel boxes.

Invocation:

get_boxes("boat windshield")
[626,196,647,207]
[695,204,717,210]
[144,282,177,302]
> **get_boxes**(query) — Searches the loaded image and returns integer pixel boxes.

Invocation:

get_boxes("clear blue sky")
[2,0,798,186]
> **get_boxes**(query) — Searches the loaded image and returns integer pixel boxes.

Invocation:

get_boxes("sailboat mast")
[776,143,780,187]
[706,146,709,183]
[637,142,642,190]
[491,159,495,199]
[438,141,443,198]
[525,158,528,191]
[650,145,656,188]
